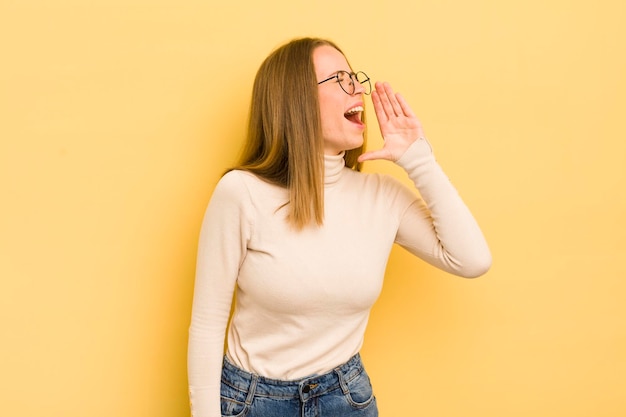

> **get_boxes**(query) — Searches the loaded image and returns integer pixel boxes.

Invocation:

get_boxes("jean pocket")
[342,368,376,409]
[220,382,249,417]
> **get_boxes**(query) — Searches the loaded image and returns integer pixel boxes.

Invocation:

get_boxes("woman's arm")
[188,172,253,417]
[394,138,492,277]
[360,82,491,277]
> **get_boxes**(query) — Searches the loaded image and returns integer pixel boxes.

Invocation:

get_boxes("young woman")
[188,37,491,417]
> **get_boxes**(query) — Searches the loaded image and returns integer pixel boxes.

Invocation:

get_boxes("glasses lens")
[337,71,354,95]
[356,72,371,95]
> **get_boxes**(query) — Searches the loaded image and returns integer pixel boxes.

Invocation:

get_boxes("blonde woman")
[188,37,491,417]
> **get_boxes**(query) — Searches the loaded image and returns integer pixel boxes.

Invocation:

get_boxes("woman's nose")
[352,78,366,95]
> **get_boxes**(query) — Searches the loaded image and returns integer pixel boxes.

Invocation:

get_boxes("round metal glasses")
[317,71,372,95]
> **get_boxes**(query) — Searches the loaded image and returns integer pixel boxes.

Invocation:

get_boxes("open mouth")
[344,105,364,124]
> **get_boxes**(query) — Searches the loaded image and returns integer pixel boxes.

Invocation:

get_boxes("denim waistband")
[221,353,366,401]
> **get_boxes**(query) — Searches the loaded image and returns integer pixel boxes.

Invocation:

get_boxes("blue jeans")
[220,353,378,417]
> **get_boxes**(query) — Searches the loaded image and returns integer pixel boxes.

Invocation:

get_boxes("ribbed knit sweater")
[188,138,491,417]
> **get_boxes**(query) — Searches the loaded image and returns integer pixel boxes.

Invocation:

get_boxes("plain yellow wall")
[1,0,625,416]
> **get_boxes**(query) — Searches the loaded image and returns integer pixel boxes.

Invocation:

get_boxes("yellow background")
[1,0,625,416]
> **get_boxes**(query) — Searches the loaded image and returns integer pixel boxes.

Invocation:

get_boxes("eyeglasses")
[317,71,372,95]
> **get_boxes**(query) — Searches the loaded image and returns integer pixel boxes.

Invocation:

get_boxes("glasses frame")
[317,70,371,95]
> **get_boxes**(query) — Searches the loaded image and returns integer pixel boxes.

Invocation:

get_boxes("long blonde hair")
[233,37,365,229]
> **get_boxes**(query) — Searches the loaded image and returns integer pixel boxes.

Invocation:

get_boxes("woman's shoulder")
[217,169,271,189]
[207,170,258,204]
[213,169,247,193]
[220,169,284,190]
[215,169,286,203]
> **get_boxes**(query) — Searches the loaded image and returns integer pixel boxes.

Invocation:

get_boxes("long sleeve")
[188,172,254,417]
[394,138,492,277]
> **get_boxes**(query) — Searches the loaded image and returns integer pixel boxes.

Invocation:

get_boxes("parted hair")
[232,37,365,229]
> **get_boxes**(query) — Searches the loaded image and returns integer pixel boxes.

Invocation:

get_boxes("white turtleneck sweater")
[188,138,491,417]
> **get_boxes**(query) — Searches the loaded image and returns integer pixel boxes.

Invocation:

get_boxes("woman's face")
[313,45,366,155]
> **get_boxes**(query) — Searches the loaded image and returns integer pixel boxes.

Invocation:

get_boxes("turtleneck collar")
[324,151,346,185]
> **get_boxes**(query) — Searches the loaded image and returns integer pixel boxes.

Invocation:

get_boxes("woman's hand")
[358,81,425,162]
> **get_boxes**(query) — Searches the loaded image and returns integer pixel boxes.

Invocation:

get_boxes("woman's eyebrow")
[325,69,351,78]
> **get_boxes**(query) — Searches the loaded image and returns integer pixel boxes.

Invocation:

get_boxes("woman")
[188,37,491,417]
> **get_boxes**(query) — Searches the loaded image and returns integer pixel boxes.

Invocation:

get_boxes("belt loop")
[334,367,349,395]
[245,374,259,406]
